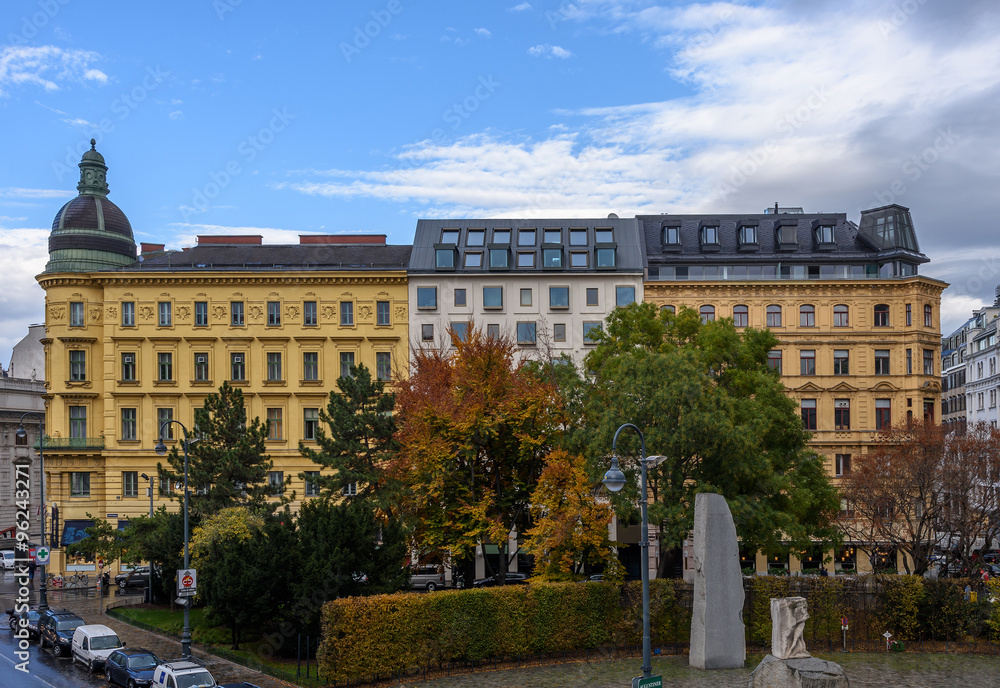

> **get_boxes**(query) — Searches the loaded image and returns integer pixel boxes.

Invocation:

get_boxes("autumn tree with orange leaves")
[392,325,564,584]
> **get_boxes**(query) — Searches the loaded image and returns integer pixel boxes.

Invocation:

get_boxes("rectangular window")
[340,301,354,326]
[906,303,912,326]
[875,350,890,376]
[662,226,680,245]
[520,288,532,307]
[121,302,135,327]
[483,286,503,309]
[517,252,535,268]
[801,399,817,430]
[303,352,319,381]
[800,350,816,376]
[834,350,849,376]
[231,353,246,380]
[570,228,587,246]
[766,306,782,328]
[421,324,434,342]
[616,286,635,307]
[375,300,390,325]
[304,300,318,326]
[342,482,358,497]
[875,399,891,429]
[451,322,469,341]
[835,454,851,477]
[544,228,561,243]
[542,247,562,268]
[553,323,566,342]
[158,352,173,381]
[492,228,510,244]
[70,472,90,497]
[195,301,208,327]
[923,349,934,375]
[586,288,599,307]
[767,350,782,374]
[158,301,172,327]
[376,351,391,381]
[583,321,602,343]
[435,248,456,269]
[303,408,319,440]
[194,353,209,381]
[70,302,85,327]
[304,471,320,497]
[231,301,244,326]
[924,304,933,328]
[441,228,460,244]
[517,322,536,345]
[906,348,912,375]
[454,289,466,307]
[701,226,719,245]
[340,352,355,379]
[267,352,282,381]
[739,225,757,244]
[549,286,569,309]
[120,408,137,441]
[596,248,617,268]
[122,471,138,498]
[70,350,86,381]
[267,301,281,326]
[157,408,174,440]
[595,227,614,243]
[268,471,284,495]
[834,399,851,430]
[800,305,815,327]
[464,252,483,268]
[467,229,485,246]
[489,248,510,269]
[487,324,500,339]
[570,251,589,268]
[267,408,283,440]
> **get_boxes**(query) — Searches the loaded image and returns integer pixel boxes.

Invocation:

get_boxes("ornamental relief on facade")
[248,305,263,321]
[322,305,337,320]
[106,306,117,321]
[358,305,373,321]
[394,305,406,319]
[139,306,154,321]
[212,305,228,320]
[48,305,65,321]
[284,305,300,320]
[89,307,102,323]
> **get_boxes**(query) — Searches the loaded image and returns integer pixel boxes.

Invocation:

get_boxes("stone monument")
[689,492,745,669]
[748,597,850,688]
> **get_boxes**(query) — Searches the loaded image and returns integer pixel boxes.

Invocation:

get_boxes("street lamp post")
[140,472,154,604]
[16,412,48,613]
[155,421,192,659]
[602,423,666,681]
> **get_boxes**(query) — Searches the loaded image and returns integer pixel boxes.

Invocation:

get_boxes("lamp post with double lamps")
[16,412,48,613]
[154,420,193,659]
[602,423,667,683]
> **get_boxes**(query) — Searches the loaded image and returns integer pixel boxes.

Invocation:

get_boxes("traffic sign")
[632,676,663,688]
[35,546,50,565]
[177,568,197,597]
[98,558,104,570]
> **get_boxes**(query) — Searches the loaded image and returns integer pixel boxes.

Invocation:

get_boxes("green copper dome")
[45,139,137,273]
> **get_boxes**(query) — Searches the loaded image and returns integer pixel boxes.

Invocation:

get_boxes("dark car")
[105,647,160,687]
[16,609,41,639]
[472,572,529,587]
[115,566,151,590]
[38,609,85,657]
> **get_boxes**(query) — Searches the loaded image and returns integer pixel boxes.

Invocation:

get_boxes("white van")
[0,551,14,570]
[71,624,125,672]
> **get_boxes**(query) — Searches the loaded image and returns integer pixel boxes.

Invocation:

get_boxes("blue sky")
[3,0,1000,366]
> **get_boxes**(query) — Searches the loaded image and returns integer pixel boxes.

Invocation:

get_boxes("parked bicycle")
[46,573,64,588]
[64,573,89,588]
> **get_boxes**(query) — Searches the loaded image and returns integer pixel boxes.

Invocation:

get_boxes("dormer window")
[493,229,511,244]
[543,228,562,244]
[816,225,835,243]
[434,246,457,269]
[467,229,485,246]
[518,228,536,246]
[662,224,682,249]
[569,228,588,246]
[441,228,460,244]
[776,221,798,249]
[701,226,719,245]
[739,224,758,246]
[595,227,614,243]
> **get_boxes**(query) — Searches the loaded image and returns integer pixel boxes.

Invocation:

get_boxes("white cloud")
[0,46,107,96]
[62,117,98,131]
[169,223,309,247]
[509,2,532,10]
[0,227,48,366]
[527,44,573,59]
[168,110,184,120]
[475,27,492,38]
[0,188,74,199]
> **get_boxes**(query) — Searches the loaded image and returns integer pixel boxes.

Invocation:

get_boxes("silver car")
[408,565,446,592]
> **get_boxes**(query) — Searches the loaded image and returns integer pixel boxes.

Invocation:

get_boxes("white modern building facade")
[965,301,1000,429]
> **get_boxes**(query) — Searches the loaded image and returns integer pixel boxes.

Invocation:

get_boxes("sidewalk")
[30,584,299,688]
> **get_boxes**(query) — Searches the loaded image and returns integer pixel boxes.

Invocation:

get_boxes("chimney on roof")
[197,235,263,245]
[299,235,386,245]
[775,202,779,214]
[140,242,165,254]
[995,285,1000,306]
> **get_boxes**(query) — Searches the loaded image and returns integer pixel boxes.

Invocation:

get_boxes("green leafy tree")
[299,363,398,504]
[393,326,563,581]
[119,508,187,603]
[158,382,279,518]
[576,302,840,571]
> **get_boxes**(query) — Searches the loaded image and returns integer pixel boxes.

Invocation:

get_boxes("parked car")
[14,608,41,638]
[472,572,528,587]
[115,566,151,590]
[72,623,126,672]
[105,647,160,687]
[152,659,217,688]
[38,609,85,657]
[408,565,446,592]
[1,550,15,570]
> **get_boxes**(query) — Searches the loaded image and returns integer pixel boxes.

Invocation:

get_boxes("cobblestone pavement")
[36,586,297,688]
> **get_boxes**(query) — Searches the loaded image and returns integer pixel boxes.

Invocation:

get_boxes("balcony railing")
[34,436,105,450]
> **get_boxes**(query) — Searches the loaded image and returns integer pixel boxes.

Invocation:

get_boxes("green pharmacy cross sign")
[632,676,662,688]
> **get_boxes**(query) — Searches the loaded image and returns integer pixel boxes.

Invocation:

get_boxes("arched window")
[733,305,748,328]
[874,304,890,327]
[700,305,715,324]
[833,304,849,327]
[661,304,675,315]
[766,305,782,328]
[799,304,815,327]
